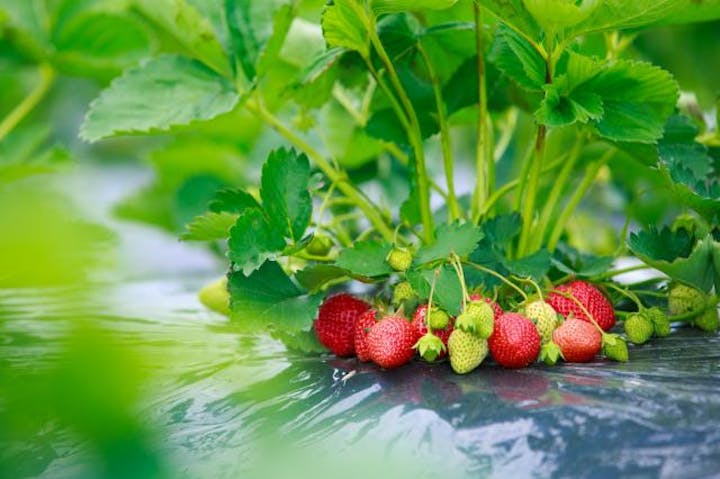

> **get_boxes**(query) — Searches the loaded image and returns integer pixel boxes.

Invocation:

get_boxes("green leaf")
[406,265,463,316]
[571,0,720,35]
[228,208,286,275]
[335,240,393,278]
[504,249,551,281]
[416,222,484,264]
[481,213,522,246]
[523,0,600,30]
[489,24,545,92]
[209,188,261,214]
[655,116,720,221]
[181,212,237,241]
[537,55,678,142]
[51,12,151,79]
[133,0,230,76]
[295,265,349,293]
[260,148,312,242]
[477,0,539,39]
[80,55,240,142]
[536,78,603,127]
[659,115,712,180]
[173,175,227,229]
[629,229,715,292]
[372,0,458,14]
[582,60,678,143]
[228,261,323,334]
[0,125,71,183]
[270,329,327,354]
[321,0,371,58]
[225,1,295,82]
[321,99,385,168]
[551,244,614,278]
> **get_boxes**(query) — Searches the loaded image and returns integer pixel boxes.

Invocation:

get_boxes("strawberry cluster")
[313,280,629,372]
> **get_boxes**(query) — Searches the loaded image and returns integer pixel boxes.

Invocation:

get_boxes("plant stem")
[605,283,644,309]
[463,261,528,300]
[247,98,394,242]
[0,64,55,142]
[481,154,566,216]
[593,263,652,280]
[417,43,461,222]
[516,124,547,257]
[471,2,490,223]
[368,30,433,242]
[532,133,585,251]
[547,149,614,251]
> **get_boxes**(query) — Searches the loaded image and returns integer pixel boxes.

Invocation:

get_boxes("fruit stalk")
[368,28,434,243]
[0,64,55,142]
[548,148,614,250]
[471,1,492,222]
[417,43,461,222]
[247,98,394,242]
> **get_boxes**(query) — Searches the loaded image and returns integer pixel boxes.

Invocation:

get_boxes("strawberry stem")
[605,283,645,310]
[553,290,606,335]
[463,261,528,301]
[450,253,470,308]
[512,275,544,301]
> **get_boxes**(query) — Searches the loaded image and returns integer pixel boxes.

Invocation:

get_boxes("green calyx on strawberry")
[447,329,488,374]
[414,331,446,362]
[602,333,628,362]
[411,305,453,359]
[456,299,494,338]
[367,314,418,369]
[488,312,541,368]
[524,299,558,344]
[386,247,413,272]
[305,234,333,256]
[314,293,371,357]
[392,281,416,306]
[552,317,602,363]
[694,308,719,332]
[538,341,563,366]
[547,280,615,331]
[645,307,671,337]
[668,283,707,316]
[354,309,378,362]
[623,312,654,345]
[429,307,450,330]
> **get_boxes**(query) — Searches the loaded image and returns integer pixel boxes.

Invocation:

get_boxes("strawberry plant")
[69,1,719,369]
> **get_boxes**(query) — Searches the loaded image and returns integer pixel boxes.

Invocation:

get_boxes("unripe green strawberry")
[624,312,654,345]
[429,307,450,330]
[645,307,671,337]
[467,300,495,339]
[602,334,628,362]
[199,277,230,316]
[524,300,558,344]
[668,283,706,316]
[305,234,333,256]
[414,332,446,362]
[392,281,415,306]
[455,311,477,334]
[448,329,488,374]
[694,308,719,332]
[386,247,413,271]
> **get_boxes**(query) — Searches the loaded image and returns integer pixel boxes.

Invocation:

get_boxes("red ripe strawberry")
[547,280,615,331]
[354,309,378,362]
[552,318,601,363]
[488,313,541,368]
[412,305,453,358]
[470,294,503,319]
[368,315,417,369]
[314,293,371,357]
